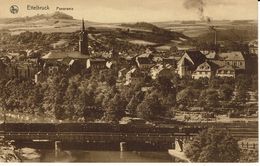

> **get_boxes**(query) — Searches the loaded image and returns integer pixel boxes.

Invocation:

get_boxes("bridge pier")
[120,142,127,152]
[171,142,175,149]
[55,141,62,157]
[175,139,184,152]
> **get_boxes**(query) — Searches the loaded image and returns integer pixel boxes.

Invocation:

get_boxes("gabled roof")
[136,57,154,65]
[217,65,235,71]
[206,61,219,71]
[194,61,219,72]
[42,51,89,60]
[184,50,206,66]
[42,52,67,60]
[127,67,144,77]
[88,58,107,63]
[68,52,89,59]
[218,52,245,61]
[138,52,152,58]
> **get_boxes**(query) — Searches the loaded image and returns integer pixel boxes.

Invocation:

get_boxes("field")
[0,12,257,50]
[155,20,257,38]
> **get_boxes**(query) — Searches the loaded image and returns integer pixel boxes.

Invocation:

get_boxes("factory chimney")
[214,29,217,45]
[209,26,217,45]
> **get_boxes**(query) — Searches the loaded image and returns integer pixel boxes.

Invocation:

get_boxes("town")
[0,11,258,162]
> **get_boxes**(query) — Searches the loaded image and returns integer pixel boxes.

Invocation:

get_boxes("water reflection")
[21,149,175,162]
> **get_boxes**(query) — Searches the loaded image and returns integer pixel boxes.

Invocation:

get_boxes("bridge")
[0,131,197,152]
[0,122,258,152]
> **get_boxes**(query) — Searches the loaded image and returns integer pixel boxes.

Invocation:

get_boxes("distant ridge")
[121,22,160,31]
[2,12,74,23]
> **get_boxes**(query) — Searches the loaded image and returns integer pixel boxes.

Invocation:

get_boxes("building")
[176,51,206,78]
[86,58,112,70]
[135,52,154,70]
[216,65,236,78]
[41,20,90,72]
[35,71,46,83]
[218,51,245,70]
[6,63,38,80]
[162,56,178,68]
[118,68,127,79]
[192,61,218,79]
[150,64,173,80]
[125,68,145,85]
[248,40,258,55]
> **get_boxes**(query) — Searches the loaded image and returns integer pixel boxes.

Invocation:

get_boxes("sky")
[0,0,257,23]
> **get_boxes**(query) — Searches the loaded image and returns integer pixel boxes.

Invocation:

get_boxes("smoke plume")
[183,0,211,22]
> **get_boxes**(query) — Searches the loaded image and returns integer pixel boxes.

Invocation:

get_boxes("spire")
[82,18,85,31]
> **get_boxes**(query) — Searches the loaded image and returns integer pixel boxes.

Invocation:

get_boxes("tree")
[235,88,249,105]
[103,93,126,122]
[185,128,240,162]
[198,89,219,109]
[156,76,174,95]
[219,84,234,101]
[177,87,197,107]
[126,91,144,115]
[136,94,165,120]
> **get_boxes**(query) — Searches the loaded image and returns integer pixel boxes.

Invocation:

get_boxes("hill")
[1,12,74,24]
[121,22,160,31]
[197,28,257,43]
[119,22,190,41]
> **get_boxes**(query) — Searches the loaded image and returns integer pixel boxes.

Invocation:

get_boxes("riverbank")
[168,149,190,162]
[0,142,21,162]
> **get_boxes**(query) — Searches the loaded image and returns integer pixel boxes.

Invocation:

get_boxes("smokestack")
[214,30,217,45]
[209,26,217,45]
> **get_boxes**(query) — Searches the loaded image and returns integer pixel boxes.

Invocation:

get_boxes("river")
[18,149,176,162]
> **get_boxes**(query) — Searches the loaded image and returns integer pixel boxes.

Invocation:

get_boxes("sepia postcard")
[0,0,258,163]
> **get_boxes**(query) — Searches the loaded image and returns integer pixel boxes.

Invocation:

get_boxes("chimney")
[214,30,217,45]
[209,26,217,46]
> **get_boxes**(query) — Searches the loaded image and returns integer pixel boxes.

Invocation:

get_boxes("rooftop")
[218,51,245,61]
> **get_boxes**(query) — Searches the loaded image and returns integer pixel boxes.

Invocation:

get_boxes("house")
[216,65,236,78]
[68,59,86,73]
[150,64,173,80]
[192,61,218,79]
[135,53,154,70]
[248,40,258,55]
[125,68,145,85]
[86,58,112,70]
[162,56,178,68]
[176,51,206,78]
[118,68,127,79]
[6,63,38,80]
[153,56,163,62]
[35,71,46,83]
[218,51,245,70]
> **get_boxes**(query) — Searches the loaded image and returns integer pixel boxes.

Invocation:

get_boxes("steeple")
[79,18,89,55]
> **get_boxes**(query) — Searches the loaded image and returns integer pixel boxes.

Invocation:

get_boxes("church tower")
[79,19,89,55]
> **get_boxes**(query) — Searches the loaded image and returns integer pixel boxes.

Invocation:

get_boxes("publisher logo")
[10,5,19,14]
